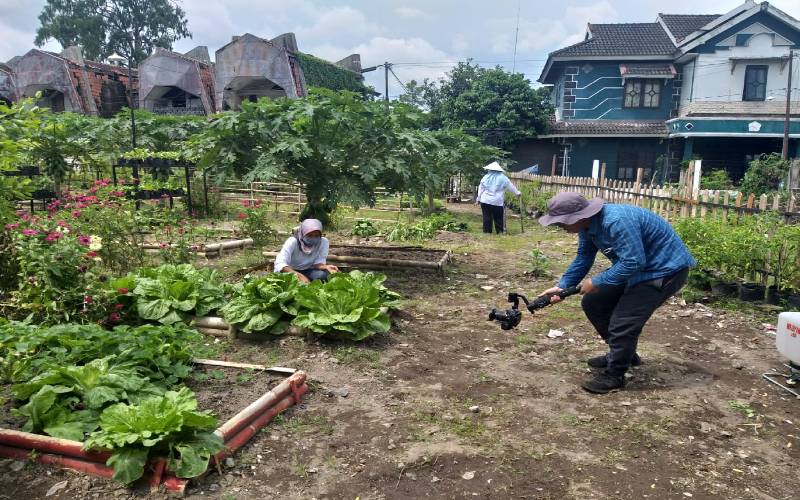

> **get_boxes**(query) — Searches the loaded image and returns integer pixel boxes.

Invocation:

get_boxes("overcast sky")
[1,0,798,97]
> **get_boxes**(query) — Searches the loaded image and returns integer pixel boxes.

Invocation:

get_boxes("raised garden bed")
[262,244,451,273]
[0,366,307,493]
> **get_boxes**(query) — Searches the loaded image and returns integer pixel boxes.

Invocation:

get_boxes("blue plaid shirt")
[557,204,696,289]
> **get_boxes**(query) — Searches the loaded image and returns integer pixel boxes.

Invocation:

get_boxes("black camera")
[488,286,581,330]
[488,306,523,330]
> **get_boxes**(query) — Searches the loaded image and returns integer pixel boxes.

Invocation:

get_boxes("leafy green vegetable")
[84,387,224,483]
[385,214,465,242]
[129,264,225,324]
[220,273,301,334]
[292,271,396,340]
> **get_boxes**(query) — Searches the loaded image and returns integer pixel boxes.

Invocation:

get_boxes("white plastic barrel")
[776,312,800,365]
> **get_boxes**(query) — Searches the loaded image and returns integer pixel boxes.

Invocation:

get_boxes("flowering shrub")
[7,213,104,324]
[235,201,277,247]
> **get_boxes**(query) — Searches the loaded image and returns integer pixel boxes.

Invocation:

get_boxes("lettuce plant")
[291,271,397,340]
[220,273,300,334]
[84,387,224,484]
[129,264,225,324]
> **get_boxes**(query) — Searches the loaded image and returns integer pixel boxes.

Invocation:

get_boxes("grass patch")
[415,410,487,442]
[332,346,381,369]
[281,413,335,436]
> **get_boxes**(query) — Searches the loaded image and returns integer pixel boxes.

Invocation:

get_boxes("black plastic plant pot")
[19,166,40,176]
[31,189,56,200]
[787,293,800,310]
[765,285,787,306]
[118,158,129,166]
[710,280,737,297]
[688,271,712,291]
[166,159,176,167]
[170,188,185,196]
[134,190,161,200]
[738,282,765,302]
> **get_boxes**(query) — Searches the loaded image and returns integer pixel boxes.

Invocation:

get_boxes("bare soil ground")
[2,205,799,500]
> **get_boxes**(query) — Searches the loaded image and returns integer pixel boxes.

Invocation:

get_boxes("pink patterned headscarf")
[294,218,323,254]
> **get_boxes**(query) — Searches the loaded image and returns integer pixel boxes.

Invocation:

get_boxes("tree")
[399,61,553,149]
[36,0,191,64]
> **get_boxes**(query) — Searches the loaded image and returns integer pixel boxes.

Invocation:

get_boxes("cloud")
[392,7,432,20]
[296,6,384,45]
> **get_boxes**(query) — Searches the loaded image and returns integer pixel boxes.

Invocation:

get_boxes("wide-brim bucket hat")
[483,161,505,172]
[539,192,605,226]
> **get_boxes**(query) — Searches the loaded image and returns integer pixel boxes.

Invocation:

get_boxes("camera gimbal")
[488,286,582,330]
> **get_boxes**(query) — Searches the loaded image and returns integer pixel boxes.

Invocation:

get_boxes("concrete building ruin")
[0,63,16,105]
[138,47,216,115]
[8,47,137,116]
[2,33,364,115]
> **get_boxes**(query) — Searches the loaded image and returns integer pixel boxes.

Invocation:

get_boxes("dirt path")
[2,207,798,499]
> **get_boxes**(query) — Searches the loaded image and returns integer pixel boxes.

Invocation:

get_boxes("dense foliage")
[398,61,553,148]
[675,213,800,290]
[739,153,791,197]
[295,53,372,96]
[221,273,301,334]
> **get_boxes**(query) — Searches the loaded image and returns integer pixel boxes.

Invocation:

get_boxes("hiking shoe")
[582,371,625,394]
[586,353,642,369]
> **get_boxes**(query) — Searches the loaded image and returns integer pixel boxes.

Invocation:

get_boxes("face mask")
[302,236,321,247]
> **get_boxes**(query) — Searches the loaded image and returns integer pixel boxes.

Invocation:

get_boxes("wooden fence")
[220,181,413,222]
[509,160,800,222]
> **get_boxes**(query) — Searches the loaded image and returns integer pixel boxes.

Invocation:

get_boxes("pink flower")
[84,295,93,304]
[159,242,169,249]
[71,210,82,218]
[56,220,69,228]
[116,288,129,295]
[44,232,62,242]
[21,229,38,236]
[77,235,91,246]
[108,312,121,323]
[77,265,87,273]
[86,251,98,258]
[114,303,124,310]
[4,223,20,230]
[110,191,124,197]
[236,212,247,220]
[20,213,31,222]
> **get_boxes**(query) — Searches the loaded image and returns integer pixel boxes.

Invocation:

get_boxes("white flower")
[89,235,103,251]
[56,226,70,234]
[93,256,102,262]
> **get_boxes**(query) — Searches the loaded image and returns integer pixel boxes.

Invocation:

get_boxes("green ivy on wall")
[294,53,370,96]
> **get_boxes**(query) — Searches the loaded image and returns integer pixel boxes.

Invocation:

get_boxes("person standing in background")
[475,161,521,234]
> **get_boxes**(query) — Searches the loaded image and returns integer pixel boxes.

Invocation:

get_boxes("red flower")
[4,223,19,230]
[110,191,124,197]
[108,312,121,323]
[71,210,82,218]
[84,295,93,304]
[237,212,247,220]
[116,288,129,295]
[114,303,124,310]
[86,251,98,258]
[44,232,62,242]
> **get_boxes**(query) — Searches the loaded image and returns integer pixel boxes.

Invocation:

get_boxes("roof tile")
[659,14,721,42]
[547,119,668,137]
[550,23,676,57]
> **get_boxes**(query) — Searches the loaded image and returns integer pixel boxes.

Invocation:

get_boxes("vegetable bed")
[263,245,451,272]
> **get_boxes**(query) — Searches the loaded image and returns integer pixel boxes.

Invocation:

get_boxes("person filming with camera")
[537,192,695,394]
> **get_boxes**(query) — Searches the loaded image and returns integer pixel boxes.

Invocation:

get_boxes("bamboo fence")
[508,161,800,222]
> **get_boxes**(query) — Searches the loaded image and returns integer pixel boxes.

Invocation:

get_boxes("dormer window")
[623,79,661,108]
[743,65,768,101]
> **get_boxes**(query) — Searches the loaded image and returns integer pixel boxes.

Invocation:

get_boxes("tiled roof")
[619,63,677,77]
[550,23,676,57]
[546,120,668,137]
[659,14,721,42]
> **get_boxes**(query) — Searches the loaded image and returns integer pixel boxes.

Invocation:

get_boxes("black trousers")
[581,268,689,375]
[481,203,504,234]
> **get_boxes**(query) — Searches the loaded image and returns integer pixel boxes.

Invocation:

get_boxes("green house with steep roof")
[533,0,800,181]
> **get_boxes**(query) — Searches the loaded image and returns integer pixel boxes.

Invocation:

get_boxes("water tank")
[776,312,800,365]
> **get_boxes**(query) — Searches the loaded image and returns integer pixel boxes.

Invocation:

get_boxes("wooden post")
[634,168,644,207]
[551,154,557,176]
[712,191,720,217]
[722,191,730,221]
[691,160,702,218]
[701,191,709,218]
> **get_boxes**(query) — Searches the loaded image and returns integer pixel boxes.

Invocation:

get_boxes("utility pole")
[782,48,794,160]
[384,61,391,103]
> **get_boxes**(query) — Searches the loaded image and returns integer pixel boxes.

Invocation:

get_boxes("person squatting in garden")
[475,161,521,234]
[274,218,339,283]
[538,192,696,394]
